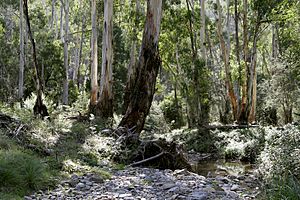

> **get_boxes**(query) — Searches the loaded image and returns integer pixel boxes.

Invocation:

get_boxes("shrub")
[215,128,265,162]
[0,150,50,196]
[258,125,300,199]
[160,92,185,129]
[144,101,170,134]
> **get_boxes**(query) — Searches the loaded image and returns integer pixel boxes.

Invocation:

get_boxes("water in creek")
[192,159,261,199]
[193,159,254,177]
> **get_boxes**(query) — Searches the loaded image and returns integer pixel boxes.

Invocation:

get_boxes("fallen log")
[113,128,192,170]
[205,124,259,130]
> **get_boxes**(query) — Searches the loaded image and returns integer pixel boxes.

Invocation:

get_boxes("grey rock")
[230,184,239,191]
[162,183,176,190]
[75,182,85,190]
[119,193,132,198]
[90,175,104,183]
[188,191,208,200]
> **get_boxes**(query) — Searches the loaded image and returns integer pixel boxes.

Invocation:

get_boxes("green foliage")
[160,92,185,129]
[258,125,300,199]
[258,125,300,181]
[185,129,217,153]
[215,128,265,162]
[263,172,300,200]
[144,101,170,134]
[0,150,51,197]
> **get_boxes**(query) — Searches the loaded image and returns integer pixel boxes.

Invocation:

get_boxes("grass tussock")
[0,149,52,197]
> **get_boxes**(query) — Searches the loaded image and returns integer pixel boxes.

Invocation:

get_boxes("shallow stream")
[193,159,261,199]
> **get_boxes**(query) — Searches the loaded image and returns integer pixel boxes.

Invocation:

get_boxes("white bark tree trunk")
[62,0,69,105]
[90,0,98,108]
[96,0,114,117]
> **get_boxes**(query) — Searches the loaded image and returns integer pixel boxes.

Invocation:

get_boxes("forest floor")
[0,111,262,200]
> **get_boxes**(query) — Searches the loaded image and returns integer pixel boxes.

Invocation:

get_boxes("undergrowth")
[0,134,55,199]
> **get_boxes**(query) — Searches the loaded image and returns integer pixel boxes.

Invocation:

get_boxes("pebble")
[24,167,260,200]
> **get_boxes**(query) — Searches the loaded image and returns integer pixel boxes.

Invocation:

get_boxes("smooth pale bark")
[90,0,98,109]
[51,0,56,29]
[96,0,114,118]
[248,16,260,123]
[60,3,64,41]
[18,0,24,102]
[200,0,206,60]
[119,0,162,135]
[77,15,85,89]
[23,0,48,117]
[62,0,69,105]
[122,0,139,114]
[272,23,279,59]
[216,0,238,121]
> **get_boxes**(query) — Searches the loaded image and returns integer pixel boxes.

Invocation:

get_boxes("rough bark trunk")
[234,0,241,115]
[96,0,114,118]
[89,0,98,110]
[19,0,25,103]
[239,0,249,124]
[62,0,69,105]
[122,0,139,115]
[23,0,49,117]
[118,0,162,135]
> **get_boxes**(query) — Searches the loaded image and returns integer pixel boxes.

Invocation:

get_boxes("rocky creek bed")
[24,165,260,200]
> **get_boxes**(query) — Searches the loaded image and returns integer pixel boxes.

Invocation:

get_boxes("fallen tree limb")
[128,151,165,167]
[205,124,259,130]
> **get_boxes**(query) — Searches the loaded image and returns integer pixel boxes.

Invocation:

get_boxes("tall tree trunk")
[122,0,139,115]
[19,0,25,104]
[185,0,198,127]
[238,0,250,124]
[51,0,56,29]
[272,23,279,59]
[200,0,206,60]
[90,0,98,110]
[234,0,241,115]
[62,0,69,105]
[60,2,64,41]
[119,0,162,135]
[248,18,260,123]
[96,0,114,118]
[216,0,238,121]
[23,0,49,117]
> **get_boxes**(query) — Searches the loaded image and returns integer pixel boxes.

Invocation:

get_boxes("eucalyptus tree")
[18,0,25,104]
[119,0,163,135]
[62,0,69,105]
[89,0,98,112]
[23,0,49,117]
[96,0,114,118]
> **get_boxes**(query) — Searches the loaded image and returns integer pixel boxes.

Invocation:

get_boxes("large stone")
[75,182,85,190]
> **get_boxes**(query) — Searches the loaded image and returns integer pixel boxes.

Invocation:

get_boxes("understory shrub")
[214,128,265,162]
[0,150,51,197]
[160,92,185,129]
[144,101,170,134]
[258,125,300,199]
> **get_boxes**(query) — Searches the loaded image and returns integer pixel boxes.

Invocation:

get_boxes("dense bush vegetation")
[258,125,300,199]
[0,136,52,198]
